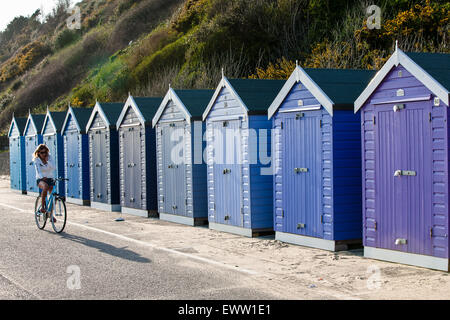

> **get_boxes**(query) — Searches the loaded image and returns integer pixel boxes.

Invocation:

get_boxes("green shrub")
[55,29,81,50]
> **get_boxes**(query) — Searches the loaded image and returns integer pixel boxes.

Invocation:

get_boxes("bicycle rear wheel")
[34,195,47,230]
[51,197,67,233]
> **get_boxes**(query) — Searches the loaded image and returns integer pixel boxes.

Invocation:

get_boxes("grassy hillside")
[0,0,448,133]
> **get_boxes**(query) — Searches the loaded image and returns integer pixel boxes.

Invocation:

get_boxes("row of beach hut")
[8,47,450,271]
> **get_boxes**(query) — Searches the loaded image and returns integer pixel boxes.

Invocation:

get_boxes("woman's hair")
[33,144,50,160]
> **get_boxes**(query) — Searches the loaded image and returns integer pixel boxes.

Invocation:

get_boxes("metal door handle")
[297,223,306,229]
[223,169,231,174]
[294,168,308,173]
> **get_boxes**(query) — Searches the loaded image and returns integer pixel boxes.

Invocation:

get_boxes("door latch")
[295,113,304,120]
[394,170,416,177]
[395,238,407,245]
[224,215,231,221]
[393,104,404,112]
[297,223,306,229]
[223,169,231,174]
[294,167,308,173]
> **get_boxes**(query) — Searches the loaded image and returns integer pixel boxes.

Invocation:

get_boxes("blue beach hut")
[202,75,285,237]
[61,106,93,205]
[152,88,214,226]
[116,95,162,217]
[85,102,123,212]
[23,112,45,196]
[267,64,375,251]
[8,116,27,193]
[41,109,67,196]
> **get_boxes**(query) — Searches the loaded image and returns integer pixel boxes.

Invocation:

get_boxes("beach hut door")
[375,102,432,255]
[162,123,186,215]
[66,132,80,198]
[213,120,242,225]
[282,112,323,238]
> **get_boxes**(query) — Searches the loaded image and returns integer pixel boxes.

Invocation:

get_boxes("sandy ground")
[1,175,449,300]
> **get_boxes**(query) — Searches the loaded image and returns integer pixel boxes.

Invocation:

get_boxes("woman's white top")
[34,155,56,179]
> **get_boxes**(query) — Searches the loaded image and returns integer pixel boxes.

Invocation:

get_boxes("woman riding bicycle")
[33,144,56,218]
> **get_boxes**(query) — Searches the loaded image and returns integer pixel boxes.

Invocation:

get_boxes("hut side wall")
[249,115,273,229]
[332,110,362,241]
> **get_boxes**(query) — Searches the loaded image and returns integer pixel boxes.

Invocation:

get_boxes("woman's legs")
[38,181,50,213]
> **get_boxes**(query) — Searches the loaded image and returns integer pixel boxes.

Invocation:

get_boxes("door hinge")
[185,198,188,206]
[320,215,324,224]
[429,112,432,122]
[374,221,377,231]
[280,121,283,129]
[430,227,433,238]
[319,119,322,128]
[373,115,376,125]
[162,196,164,202]
[281,209,284,218]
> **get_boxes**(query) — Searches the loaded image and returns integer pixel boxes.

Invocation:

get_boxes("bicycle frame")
[44,190,56,213]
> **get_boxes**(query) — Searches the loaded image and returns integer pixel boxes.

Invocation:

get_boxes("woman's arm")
[34,158,44,179]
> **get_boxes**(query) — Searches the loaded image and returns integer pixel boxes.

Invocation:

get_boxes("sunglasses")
[39,151,48,155]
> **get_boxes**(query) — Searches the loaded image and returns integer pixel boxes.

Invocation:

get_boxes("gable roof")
[404,52,450,92]
[268,66,376,118]
[61,106,94,134]
[86,102,124,131]
[8,117,27,137]
[203,77,285,120]
[152,88,214,127]
[24,113,46,136]
[42,110,67,134]
[116,95,163,128]
[355,48,450,112]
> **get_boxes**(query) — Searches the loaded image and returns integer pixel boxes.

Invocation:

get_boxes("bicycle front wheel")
[51,198,67,233]
[34,195,47,230]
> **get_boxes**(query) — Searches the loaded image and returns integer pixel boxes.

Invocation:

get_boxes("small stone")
[308,284,316,288]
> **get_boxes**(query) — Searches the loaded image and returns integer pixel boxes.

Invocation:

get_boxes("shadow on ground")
[59,232,151,263]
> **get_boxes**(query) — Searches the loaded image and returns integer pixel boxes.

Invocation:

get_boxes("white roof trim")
[8,118,18,137]
[202,76,249,121]
[24,114,36,136]
[152,88,192,127]
[268,66,335,119]
[41,110,57,135]
[86,102,111,132]
[61,106,81,134]
[354,48,449,112]
[116,95,146,128]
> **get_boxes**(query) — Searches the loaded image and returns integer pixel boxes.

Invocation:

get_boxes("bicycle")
[34,178,68,233]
